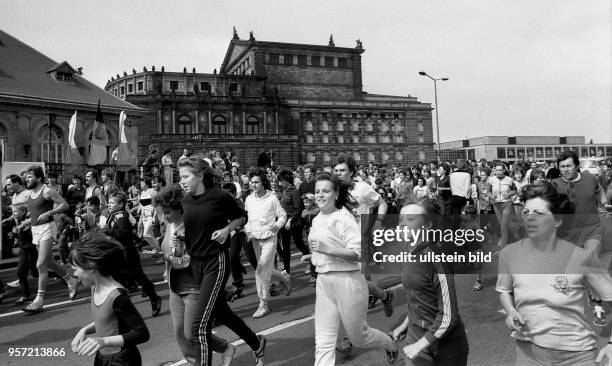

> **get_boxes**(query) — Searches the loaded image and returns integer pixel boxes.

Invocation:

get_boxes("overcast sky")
[2,0,610,143]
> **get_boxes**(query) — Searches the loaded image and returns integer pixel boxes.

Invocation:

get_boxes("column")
[275,109,279,134]
[208,109,212,134]
[242,110,246,134]
[194,110,199,133]
[172,109,176,133]
[157,108,162,133]
[263,111,267,134]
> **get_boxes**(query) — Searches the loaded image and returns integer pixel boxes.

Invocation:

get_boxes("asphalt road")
[0,251,610,366]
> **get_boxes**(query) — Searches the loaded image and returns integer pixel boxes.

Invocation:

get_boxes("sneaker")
[385,334,398,364]
[22,298,44,313]
[6,280,20,289]
[368,295,378,309]
[252,304,271,319]
[220,343,236,366]
[300,254,312,263]
[253,335,266,366]
[151,296,162,317]
[382,290,394,318]
[593,304,607,327]
[269,283,279,297]
[472,280,483,291]
[280,270,292,296]
[335,336,352,357]
[67,276,80,300]
[308,276,317,284]
[14,296,32,306]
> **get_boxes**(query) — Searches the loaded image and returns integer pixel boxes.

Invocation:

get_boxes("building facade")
[436,136,612,162]
[105,31,434,168]
[0,30,144,177]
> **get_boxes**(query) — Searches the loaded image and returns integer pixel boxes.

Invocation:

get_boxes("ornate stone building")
[0,29,144,176]
[105,31,434,168]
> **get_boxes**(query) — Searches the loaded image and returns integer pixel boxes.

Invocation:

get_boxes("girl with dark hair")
[70,232,149,366]
[177,156,265,366]
[392,198,469,366]
[310,172,398,365]
[497,181,612,366]
[245,168,290,318]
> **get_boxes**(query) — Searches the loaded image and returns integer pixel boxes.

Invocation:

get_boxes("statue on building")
[249,30,255,42]
[355,39,363,49]
[233,26,239,40]
[328,34,335,47]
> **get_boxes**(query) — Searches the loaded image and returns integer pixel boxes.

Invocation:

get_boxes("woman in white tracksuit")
[244,168,291,319]
[309,172,398,365]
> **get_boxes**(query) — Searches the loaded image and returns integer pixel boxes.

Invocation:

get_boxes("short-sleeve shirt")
[496,238,612,351]
[487,175,514,203]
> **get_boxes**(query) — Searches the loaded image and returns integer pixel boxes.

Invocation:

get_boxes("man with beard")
[22,165,80,312]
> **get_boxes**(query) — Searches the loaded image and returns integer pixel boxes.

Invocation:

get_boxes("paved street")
[0,251,609,366]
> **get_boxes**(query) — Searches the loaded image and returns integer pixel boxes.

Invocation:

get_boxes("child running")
[70,232,150,366]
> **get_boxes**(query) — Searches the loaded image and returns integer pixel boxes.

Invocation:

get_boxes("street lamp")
[419,71,448,162]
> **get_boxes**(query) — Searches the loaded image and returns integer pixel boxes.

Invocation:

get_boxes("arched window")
[320,120,329,131]
[306,135,313,144]
[336,121,343,131]
[323,152,331,162]
[322,135,329,143]
[307,152,315,162]
[213,115,227,134]
[366,122,373,132]
[177,115,192,134]
[337,135,344,143]
[351,121,359,132]
[247,116,260,134]
[352,152,361,162]
[0,123,7,146]
[305,120,313,131]
[367,152,375,163]
[38,125,64,163]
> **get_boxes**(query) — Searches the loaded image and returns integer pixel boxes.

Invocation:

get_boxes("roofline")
[220,38,364,74]
[0,93,146,114]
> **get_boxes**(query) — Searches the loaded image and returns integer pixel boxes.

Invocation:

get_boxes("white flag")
[68,110,77,149]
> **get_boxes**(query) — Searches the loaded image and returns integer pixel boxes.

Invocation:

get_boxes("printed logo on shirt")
[551,276,570,295]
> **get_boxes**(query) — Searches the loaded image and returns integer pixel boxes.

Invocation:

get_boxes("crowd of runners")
[1,148,612,366]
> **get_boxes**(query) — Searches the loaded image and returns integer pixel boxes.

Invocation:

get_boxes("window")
[298,55,307,66]
[394,113,399,119]
[56,72,72,81]
[325,56,334,67]
[320,121,329,131]
[200,82,211,91]
[38,125,63,163]
[323,152,331,162]
[229,83,238,92]
[351,121,359,132]
[322,135,329,143]
[307,152,315,162]
[367,136,375,143]
[169,81,178,91]
[337,135,344,143]
[120,86,125,95]
[337,57,347,68]
[337,113,342,119]
[352,152,361,161]
[366,122,373,132]
[352,135,359,143]
[418,136,424,143]
[269,53,279,64]
[366,113,372,118]
[137,81,143,91]
[177,115,192,134]
[306,135,313,143]
[381,113,386,119]
[127,84,133,93]
[247,116,260,134]
[311,55,320,66]
[395,136,404,143]
[336,121,343,131]
[284,54,293,65]
[213,116,227,134]
[352,113,357,119]
[305,121,313,131]
[417,122,424,133]
[322,112,327,118]
[162,112,172,133]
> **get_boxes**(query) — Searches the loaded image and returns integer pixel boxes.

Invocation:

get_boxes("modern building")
[0,29,145,176]
[436,136,612,162]
[105,31,434,168]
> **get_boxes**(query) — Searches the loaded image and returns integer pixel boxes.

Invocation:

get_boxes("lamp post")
[418,71,448,162]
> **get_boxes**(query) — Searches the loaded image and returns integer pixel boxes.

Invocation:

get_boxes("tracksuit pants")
[253,236,285,304]
[314,270,392,366]
[191,251,260,366]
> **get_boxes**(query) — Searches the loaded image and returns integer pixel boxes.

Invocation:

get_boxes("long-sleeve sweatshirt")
[244,190,287,240]
[401,243,463,344]
[308,207,361,273]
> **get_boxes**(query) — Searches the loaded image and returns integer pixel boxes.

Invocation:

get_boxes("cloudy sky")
[2,0,610,143]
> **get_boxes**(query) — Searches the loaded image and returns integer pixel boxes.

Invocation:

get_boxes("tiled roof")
[0,29,144,113]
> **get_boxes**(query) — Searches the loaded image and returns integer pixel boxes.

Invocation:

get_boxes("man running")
[22,165,79,312]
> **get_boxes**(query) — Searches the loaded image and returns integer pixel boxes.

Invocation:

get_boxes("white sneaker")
[6,280,20,289]
[252,304,271,319]
[280,270,292,296]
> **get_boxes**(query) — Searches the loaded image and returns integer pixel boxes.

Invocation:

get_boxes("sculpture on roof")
[233,26,239,40]
[249,30,255,42]
[356,39,363,49]
[328,34,335,47]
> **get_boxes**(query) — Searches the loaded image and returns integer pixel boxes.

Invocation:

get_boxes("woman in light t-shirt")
[487,163,516,247]
[496,182,612,366]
